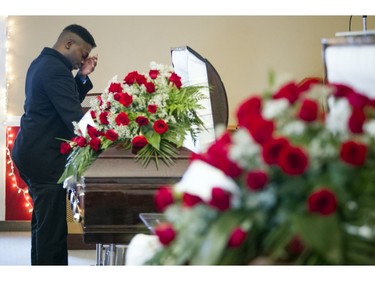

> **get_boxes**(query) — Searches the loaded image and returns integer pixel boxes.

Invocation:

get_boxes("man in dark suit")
[12,24,98,265]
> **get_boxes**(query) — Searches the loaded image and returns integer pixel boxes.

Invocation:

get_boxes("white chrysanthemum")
[262,99,289,120]
[229,128,260,169]
[280,120,306,136]
[326,96,351,135]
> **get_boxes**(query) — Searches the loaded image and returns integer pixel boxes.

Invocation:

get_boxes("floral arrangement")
[58,62,207,184]
[144,76,375,265]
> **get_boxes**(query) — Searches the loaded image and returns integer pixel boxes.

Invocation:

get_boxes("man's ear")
[65,38,74,50]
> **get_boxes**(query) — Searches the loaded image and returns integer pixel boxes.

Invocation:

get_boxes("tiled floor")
[0,231,96,266]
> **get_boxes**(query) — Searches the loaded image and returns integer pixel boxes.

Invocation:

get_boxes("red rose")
[209,187,231,211]
[90,110,96,119]
[104,102,111,110]
[105,129,119,142]
[60,142,71,155]
[135,73,147,85]
[236,96,262,127]
[297,99,319,122]
[262,137,290,165]
[347,91,369,110]
[297,77,321,93]
[273,82,301,104]
[330,83,354,98]
[246,170,269,191]
[307,188,337,216]
[96,96,103,106]
[87,125,103,138]
[108,82,123,93]
[135,116,149,126]
[278,146,309,176]
[153,119,169,134]
[203,133,242,178]
[228,227,247,248]
[72,136,87,147]
[149,69,160,79]
[113,92,122,101]
[182,193,203,207]
[119,93,133,107]
[155,223,176,246]
[88,137,101,151]
[131,135,148,148]
[148,104,157,114]
[99,111,109,125]
[169,72,182,89]
[247,116,274,145]
[154,186,174,212]
[115,112,130,126]
[124,71,139,85]
[339,140,367,166]
[287,235,305,255]
[348,108,366,134]
[144,82,156,93]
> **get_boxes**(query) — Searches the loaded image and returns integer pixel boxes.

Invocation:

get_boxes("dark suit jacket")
[12,47,93,183]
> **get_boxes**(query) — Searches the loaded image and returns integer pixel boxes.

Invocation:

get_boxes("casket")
[80,146,192,245]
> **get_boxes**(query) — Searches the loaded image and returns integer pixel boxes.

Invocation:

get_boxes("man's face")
[66,36,92,70]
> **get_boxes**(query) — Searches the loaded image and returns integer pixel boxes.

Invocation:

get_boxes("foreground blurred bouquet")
[144,76,375,265]
[58,62,206,184]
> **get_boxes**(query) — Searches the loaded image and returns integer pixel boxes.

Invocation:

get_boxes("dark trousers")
[21,174,68,265]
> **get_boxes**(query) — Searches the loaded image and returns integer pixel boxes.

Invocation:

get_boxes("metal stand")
[95,243,127,265]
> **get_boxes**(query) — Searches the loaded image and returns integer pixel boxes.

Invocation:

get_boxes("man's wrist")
[78,71,88,84]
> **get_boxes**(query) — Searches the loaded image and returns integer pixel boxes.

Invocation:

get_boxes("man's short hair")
[63,24,97,48]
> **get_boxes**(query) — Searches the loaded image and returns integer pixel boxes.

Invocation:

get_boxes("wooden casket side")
[81,146,192,244]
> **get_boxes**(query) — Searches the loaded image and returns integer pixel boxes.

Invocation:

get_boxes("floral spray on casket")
[146,75,375,265]
[58,62,207,184]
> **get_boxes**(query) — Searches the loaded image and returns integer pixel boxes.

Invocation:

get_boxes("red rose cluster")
[60,68,179,157]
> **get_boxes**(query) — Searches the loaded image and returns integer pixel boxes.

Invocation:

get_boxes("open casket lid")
[171,46,229,153]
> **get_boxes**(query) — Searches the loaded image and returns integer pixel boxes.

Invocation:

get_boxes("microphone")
[363,15,367,32]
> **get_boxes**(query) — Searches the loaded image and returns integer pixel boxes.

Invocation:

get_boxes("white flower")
[262,99,289,120]
[280,120,306,136]
[326,96,351,135]
[125,234,162,265]
[229,128,260,169]
[174,160,241,208]
[364,120,375,137]
[305,84,333,101]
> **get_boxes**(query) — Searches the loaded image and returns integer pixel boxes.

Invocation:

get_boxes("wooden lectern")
[70,46,228,265]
